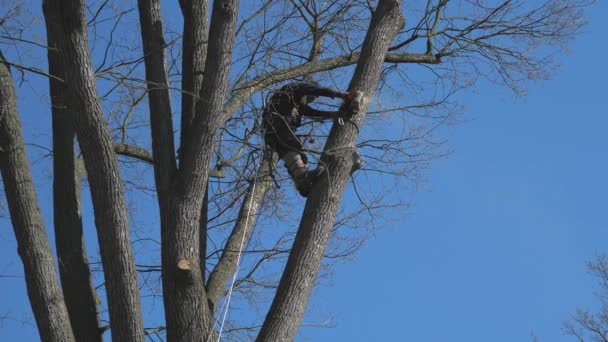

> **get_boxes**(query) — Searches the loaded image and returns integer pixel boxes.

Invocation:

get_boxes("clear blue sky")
[303,2,608,341]
[1,1,607,341]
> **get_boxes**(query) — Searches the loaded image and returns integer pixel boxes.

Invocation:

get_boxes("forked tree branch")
[257,0,406,340]
[137,0,178,198]
[47,25,101,341]
[1,48,76,342]
[113,143,226,178]
[159,0,241,340]
[223,51,440,119]
[42,1,145,340]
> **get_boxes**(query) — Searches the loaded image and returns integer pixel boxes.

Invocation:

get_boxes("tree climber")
[263,81,353,197]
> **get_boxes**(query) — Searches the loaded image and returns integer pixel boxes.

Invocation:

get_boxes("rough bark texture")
[161,1,240,340]
[43,1,145,341]
[0,51,76,342]
[137,0,177,198]
[199,182,209,282]
[178,0,211,281]
[179,0,209,156]
[206,150,279,311]
[48,29,101,342]
[257,1,405,340]
[205,16,325,313]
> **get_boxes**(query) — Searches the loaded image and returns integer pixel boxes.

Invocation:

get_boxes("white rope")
[216,169,258,341]
[215,98,269,341]
[217,157,260,342]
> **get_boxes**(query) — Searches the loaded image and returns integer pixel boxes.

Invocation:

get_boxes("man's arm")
[289,81,350,99]
[299,105,342,120]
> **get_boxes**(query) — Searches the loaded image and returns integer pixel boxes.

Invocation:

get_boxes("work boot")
[288,164,326,197]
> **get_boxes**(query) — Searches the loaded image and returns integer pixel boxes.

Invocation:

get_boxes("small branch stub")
[351,149,364,173]
[176,259,199,285]
[341,90,365,115]
[177,259,192,271]
[352,90,364,113]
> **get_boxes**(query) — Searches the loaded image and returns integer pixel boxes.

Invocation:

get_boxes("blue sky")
[1,1,607,341]
[302,2,608,341]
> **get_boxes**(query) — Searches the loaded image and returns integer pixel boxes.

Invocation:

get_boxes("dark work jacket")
[263,81,343,130]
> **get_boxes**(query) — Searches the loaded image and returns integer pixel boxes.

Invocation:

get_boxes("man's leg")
[283,151,325,197]
[269,116,325,197]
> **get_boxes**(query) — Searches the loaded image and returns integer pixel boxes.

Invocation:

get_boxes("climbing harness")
[211,89,365,340]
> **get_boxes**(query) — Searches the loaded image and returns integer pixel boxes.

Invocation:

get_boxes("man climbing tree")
[263,81,352,196]
[0,0,593,341]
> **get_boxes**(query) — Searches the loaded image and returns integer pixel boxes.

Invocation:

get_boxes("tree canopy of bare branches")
[564,255,608,342]
[0,0,593,341]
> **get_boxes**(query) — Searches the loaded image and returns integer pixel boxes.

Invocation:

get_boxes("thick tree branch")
[43,1,145,341]
[223,51,439,119]
[48,29,101,342]
[0,51,76,342]
[178,0,211,281]
[257,1,405,340]
[206,6,333,315]
[205,150,279,312]
[137,0,178,197]
[113,143,226,178]
[113,143,154,163]
[161,0,240,340]
[178,0,209,163]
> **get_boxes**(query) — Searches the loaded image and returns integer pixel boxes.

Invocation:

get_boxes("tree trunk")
[257,1,405,340]
[48,29,101,342]
[42,1,145,341]
[206,150,279,312]
[161,1,240,340]
[0,51,76,342]
[179,0,209,156]
[200,182,209,282]
[137,0,178,199]
[178,0,210,280]
[206,11,325,313]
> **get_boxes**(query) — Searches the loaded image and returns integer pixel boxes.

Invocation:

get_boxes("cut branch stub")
[175,259,199,287]
[177,259,192,271]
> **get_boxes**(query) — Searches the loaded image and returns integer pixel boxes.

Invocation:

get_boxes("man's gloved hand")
[339,90,363,115]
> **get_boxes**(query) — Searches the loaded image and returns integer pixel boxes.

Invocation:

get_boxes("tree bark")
[0,51,76,342]
[137,0,178,198]
[47,29,101,342]
[200,182,209,282]
[206,150,278,312]
[178,0,211,282]
[179,0,209,157]
[257,1,405,340]
[43,1,145,341]
[206,12,325,313]
[223,52,439,121]
[161,1,240,340]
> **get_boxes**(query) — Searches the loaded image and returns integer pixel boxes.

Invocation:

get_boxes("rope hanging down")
[212,89,363,340]
[213,96,271,342]
[215,162,260,341]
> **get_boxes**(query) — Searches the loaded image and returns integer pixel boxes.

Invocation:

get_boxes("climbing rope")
[211,88,362,340]
[215,166,259,341]
[214,97,269,342]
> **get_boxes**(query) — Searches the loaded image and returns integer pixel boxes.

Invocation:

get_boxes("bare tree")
[0,0,593,341]
[0,50,75,342]
[564,255,608,342]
